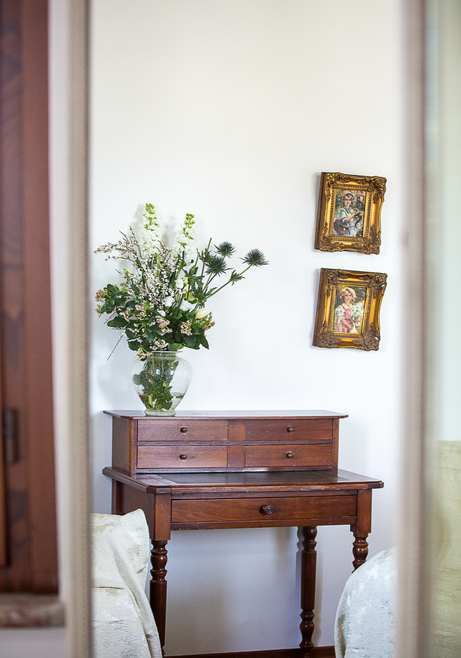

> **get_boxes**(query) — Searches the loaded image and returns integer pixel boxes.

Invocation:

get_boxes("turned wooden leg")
[299,526,317,658]
[351,489,372,571]
[151,540,168,651]
[352,532,369,571]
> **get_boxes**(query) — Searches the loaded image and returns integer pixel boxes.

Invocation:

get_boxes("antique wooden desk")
[103,410,383,657]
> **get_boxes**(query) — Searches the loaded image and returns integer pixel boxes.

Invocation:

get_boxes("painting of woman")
[333,286,365,333]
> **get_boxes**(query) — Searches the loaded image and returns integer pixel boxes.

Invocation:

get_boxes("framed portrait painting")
[315,172,386,254]
[313,268,387,351]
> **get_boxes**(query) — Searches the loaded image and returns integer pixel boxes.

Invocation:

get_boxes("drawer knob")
[180,427,188,433]
[287,426,294,432]
[179,454,188,460]
[286,451,294,458]
[260,505,275,515]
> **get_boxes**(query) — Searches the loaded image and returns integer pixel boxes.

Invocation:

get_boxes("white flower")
[164,296,175,307]
[175,278,186,290]
[180,299,194,312]
[139,228,159,258]
[174,242,195,263]
[173,214,196,262]
[195,307,209,319]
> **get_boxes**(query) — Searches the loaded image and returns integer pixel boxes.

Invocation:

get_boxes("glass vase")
[132,351,192,416]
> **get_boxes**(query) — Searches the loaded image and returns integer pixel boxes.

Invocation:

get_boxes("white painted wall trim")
[49,0,91,656]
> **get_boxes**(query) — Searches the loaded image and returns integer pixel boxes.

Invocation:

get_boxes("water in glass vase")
[132,351,192,416]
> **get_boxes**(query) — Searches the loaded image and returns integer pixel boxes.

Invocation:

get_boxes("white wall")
[90,1,406,653]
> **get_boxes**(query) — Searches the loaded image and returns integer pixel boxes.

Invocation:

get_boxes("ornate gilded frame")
[315,172,386,254]
[313,268,387,351]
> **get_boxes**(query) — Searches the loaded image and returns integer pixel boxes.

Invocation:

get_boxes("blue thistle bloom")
[215,241,235,258]
[206,255,228,275]
[242,249,269,267]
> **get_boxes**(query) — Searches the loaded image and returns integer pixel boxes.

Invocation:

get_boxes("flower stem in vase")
[132,351,192,416]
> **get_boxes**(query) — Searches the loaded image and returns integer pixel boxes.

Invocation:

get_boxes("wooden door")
[0,0,58,593]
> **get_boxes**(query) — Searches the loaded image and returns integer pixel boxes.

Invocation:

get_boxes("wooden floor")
[168,647,335,658]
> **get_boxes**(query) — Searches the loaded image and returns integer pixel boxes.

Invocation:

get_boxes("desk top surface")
[104,467,383,493]
[104,410,348,420]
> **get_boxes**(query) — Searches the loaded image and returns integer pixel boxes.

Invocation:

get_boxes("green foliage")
[132,356,178,412]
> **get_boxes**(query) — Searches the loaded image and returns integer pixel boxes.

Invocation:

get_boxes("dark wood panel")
[331,418,339,471]
[227,444,245,468]
[171,495,357,524]
[245,419,333,442]
[103,466,384,492]
[245,444,332,469]
[0,263,4,567]
[167,648,335,658]
[112,417,132,474]
[113,481,155,536]
[138,419,228,443]
[138,445,228,469]
[0,0,30,592]
[21,0,57,594]
[0,0,57,593]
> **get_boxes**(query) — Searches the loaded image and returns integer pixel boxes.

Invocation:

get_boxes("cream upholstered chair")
[91,509,162,658]
[334,546,397,658]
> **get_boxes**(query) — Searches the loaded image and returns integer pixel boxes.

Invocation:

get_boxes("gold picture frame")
[314,172,386,254]
[313,268,387,351]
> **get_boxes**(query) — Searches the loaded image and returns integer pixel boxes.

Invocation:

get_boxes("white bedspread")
[91,509,162,658]
[334,547,397,658]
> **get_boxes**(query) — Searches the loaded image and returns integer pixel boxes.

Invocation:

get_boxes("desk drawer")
[245,444,333,468]
[137,445,228,469]
[245,419,332,442]
[172,495,357,524]
[137,420,228,443]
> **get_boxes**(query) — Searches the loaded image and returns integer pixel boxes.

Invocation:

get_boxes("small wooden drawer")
[137,445,228,469]
[171,495,357,524]
[137,420,228,443]
[245,419,332,443]
[245,444,333,468]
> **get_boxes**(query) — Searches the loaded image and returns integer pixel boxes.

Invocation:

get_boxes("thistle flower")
[206,255,228,276]
[215,241,235,258]
[242,249,269,267]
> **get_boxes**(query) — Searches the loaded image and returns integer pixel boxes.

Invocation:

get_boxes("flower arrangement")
[95,203,268,359]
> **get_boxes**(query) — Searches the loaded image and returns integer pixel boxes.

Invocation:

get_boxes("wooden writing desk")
[103,411,383,657]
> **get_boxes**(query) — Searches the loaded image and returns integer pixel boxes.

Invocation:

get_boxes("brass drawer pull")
[180,427,188,433]
[286,451,294,458]
[287,426,294,432]
[179,454,188,460]
[260,505,275,515]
